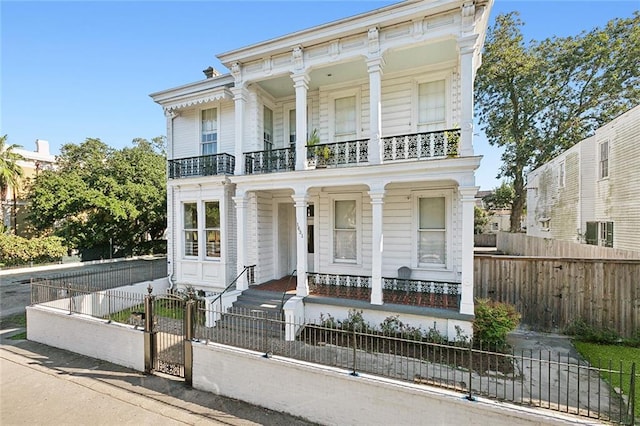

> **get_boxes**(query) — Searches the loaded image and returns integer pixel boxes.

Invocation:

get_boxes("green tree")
[476,12,640,231]
[474,206,489,235]
[483,182,515,210]
[29,137,167,258]
[0,135,25,233]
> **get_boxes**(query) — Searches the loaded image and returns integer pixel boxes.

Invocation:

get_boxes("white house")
[527,104,640,252]
[151,0,493,338]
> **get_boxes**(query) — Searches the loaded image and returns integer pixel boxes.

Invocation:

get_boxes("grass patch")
[0,313,26,329]
[574,341,640,418]
[9,331,27,340]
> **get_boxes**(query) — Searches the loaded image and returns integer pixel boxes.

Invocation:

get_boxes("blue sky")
[1,1,638,190]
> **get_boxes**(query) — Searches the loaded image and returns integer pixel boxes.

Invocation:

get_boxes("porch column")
[292,73,309,171]
[233,191,249,291]
[369,189,385,305]
[459,186,478,315]
[292,193,309,296]
[367,57,384,165]
[231,84,247,175]
[458,35,478,157]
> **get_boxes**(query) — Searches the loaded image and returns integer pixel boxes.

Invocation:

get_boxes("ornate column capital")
[291,72,310,89]
[366,56,386,75]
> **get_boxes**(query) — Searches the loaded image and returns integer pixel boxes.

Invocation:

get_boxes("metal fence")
[195,305,637,425]
[31,281,145,323]
[30,257,167,293]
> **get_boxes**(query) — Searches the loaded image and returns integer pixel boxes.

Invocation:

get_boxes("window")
[264,106,273,151]
[334,199,356,262]
[418,80,446,131]
[201,108,218,155]
[334,95,357,142]
[289,109,296,146]
[599,222,613,248]
[558,161,565,188]
[205,201,221,258]
[599,141,609,179]
[183,203,198,257]
[585,222,597,245]
[540,219,550,231]
[418,197,446,267]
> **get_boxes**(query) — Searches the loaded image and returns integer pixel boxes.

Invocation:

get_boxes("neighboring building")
[475,190,510,234]
[151,0,493,337]
[527,105,640,252]
[1,139,56,236]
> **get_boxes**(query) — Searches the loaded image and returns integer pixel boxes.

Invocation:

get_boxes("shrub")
[0,234,67,266]
[563,318,623,345]
[473,299,520,347]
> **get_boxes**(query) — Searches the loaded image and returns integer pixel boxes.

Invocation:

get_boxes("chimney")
[203,66,221,79]
[35,139,50,155]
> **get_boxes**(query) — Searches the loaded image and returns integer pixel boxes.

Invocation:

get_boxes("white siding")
[172,109,198,159]
[381,77,412,136]
[219,101,235,154]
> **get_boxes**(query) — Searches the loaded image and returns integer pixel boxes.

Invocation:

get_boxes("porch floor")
[252,275,297,293]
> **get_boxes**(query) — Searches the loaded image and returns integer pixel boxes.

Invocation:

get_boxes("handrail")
[279,269,297,311]
[210,264,256,309]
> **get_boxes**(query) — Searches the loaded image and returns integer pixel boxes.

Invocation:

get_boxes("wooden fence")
[474,255,640,338]
[497,232,640,259]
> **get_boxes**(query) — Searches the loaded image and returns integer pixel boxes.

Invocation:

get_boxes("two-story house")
[527,104,640,253]
[151,0,492,338]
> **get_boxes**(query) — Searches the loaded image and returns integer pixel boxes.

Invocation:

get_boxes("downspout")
[167,109,179,290]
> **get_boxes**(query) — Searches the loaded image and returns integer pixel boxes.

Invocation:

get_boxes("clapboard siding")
[172,109,197,159]
[219,101,235,154]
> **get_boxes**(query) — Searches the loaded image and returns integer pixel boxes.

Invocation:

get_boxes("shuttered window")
[334,96,357,142]
[418,80,445,131]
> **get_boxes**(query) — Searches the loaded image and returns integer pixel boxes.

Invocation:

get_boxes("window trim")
[328,89,361,143]
[204,200,221,260]
[412,189,452,270]
[200,107,219,156]
[182,202,199,259]
[329,193,361,265]
[599,140,609,179]
[412,72,451,133]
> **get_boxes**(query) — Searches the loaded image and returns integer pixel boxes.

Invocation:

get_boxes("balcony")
[245,147,295,174]
[306,138,369,168]
[168,153,235,179]
[382,128,460,161]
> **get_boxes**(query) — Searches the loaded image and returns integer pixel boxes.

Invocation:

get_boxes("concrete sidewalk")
[0,329,317,426]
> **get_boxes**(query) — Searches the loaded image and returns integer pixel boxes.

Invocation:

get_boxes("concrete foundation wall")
[27,306,144,371]
[192,342,583,426]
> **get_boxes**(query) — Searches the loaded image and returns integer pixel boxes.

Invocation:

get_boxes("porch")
[252,273,461,311]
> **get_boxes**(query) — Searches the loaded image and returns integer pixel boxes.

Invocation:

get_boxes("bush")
[563,318,633,345]
[0,234,67,266]
[473,299,520,347]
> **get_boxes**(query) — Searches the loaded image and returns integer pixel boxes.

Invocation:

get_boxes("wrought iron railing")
[307,272,371,300]
[194,305,637,425]
[168,153,235,178]
[244,147,295,174]
[382,128,460,161]
[382,277,460,310]
[306,138,369,167]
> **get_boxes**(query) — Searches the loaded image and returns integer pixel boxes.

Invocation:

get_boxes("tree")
[0,135,25,233]
[474,206,489,235]
[29,137,167,258]
[475,12,640,231]
[483,182,515,210]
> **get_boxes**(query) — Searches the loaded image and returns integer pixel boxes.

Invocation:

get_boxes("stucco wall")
[27,306,145,371]
[192,342,585,426]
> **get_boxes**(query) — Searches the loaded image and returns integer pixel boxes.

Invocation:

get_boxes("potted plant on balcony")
[306,129,320,167]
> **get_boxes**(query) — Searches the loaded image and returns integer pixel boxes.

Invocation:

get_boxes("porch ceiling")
[255,39,457,99]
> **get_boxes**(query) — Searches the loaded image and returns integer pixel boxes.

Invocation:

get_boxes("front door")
[277,203,296,278]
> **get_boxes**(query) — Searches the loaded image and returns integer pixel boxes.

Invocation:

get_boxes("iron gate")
[151,294,187,377]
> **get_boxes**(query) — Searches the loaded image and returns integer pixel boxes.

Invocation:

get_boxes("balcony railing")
[382,277,460,310]
[382,128,460,161]
[168,153,235,179]
[245,147,295,174]
[308,272,460,310]
[308,272,371,300]
[306,138,369,167]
